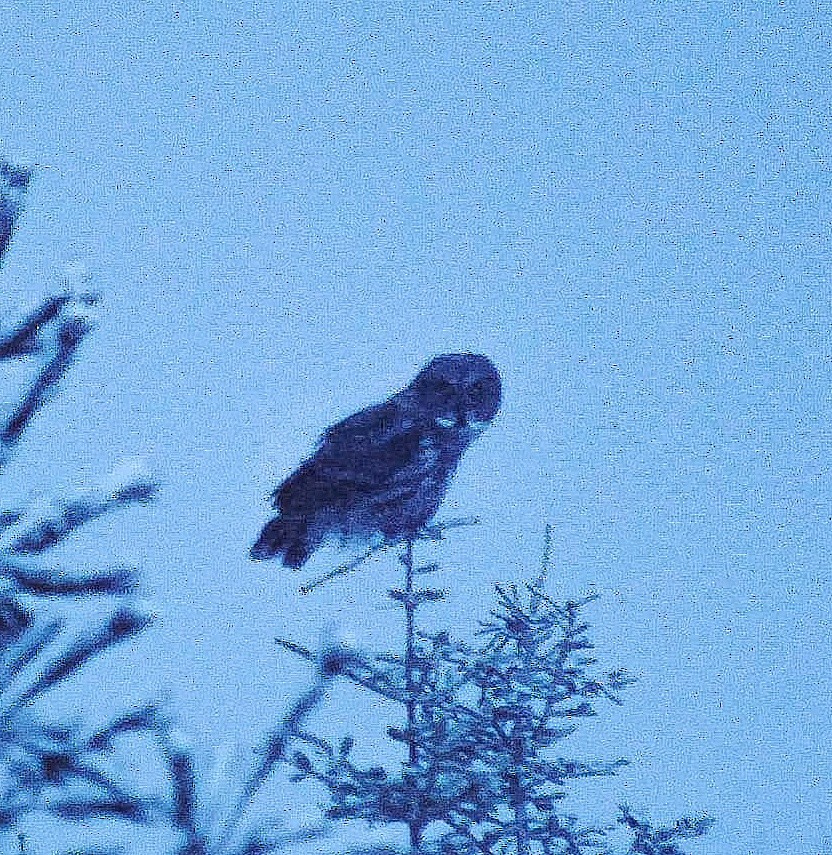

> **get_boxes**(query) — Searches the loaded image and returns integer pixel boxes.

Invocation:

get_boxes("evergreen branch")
[0,615,61,691]
[11,606,153,706]
[0,295,71,359]
[619,805,714,854]
[0,466,158,555]
[86,702,164,751]
[3,562,140,596]
[0,161,30,266]
[1,310,93,453]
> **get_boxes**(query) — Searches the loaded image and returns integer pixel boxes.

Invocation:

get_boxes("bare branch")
[0,161,30,266]
[0,461,158,555]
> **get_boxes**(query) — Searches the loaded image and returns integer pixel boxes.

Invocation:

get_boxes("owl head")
[409,353,501,432]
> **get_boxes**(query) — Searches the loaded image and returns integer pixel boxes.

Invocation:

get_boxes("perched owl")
[250,353,501,568]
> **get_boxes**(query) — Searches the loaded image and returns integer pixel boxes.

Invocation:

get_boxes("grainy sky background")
[3,3,832,853]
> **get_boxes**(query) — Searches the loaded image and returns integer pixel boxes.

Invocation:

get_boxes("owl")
[250,353,501,568]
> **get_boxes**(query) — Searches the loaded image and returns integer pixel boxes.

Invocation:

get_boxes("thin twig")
[299,542,387,594]
[417,516,480,540]
[299,518,479,594]
[214,673,334,854]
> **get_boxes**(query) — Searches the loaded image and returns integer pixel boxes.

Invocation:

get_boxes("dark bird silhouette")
[251,353,501,567]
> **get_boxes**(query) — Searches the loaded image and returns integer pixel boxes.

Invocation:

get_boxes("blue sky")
[3,2,832,853]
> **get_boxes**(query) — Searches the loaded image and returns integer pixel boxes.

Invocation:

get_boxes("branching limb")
[0,460,158,555]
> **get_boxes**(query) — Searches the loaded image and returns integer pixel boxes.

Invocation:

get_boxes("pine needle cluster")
[279,535,711,855]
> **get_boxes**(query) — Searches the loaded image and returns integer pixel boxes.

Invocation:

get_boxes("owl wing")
[273,397,428,514]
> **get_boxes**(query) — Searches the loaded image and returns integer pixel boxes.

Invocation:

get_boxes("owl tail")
[250,516,314,568]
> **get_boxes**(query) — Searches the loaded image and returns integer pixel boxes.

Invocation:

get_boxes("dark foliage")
[278,531,711,855]
[0,183,326,853]
[0,293,160,849]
